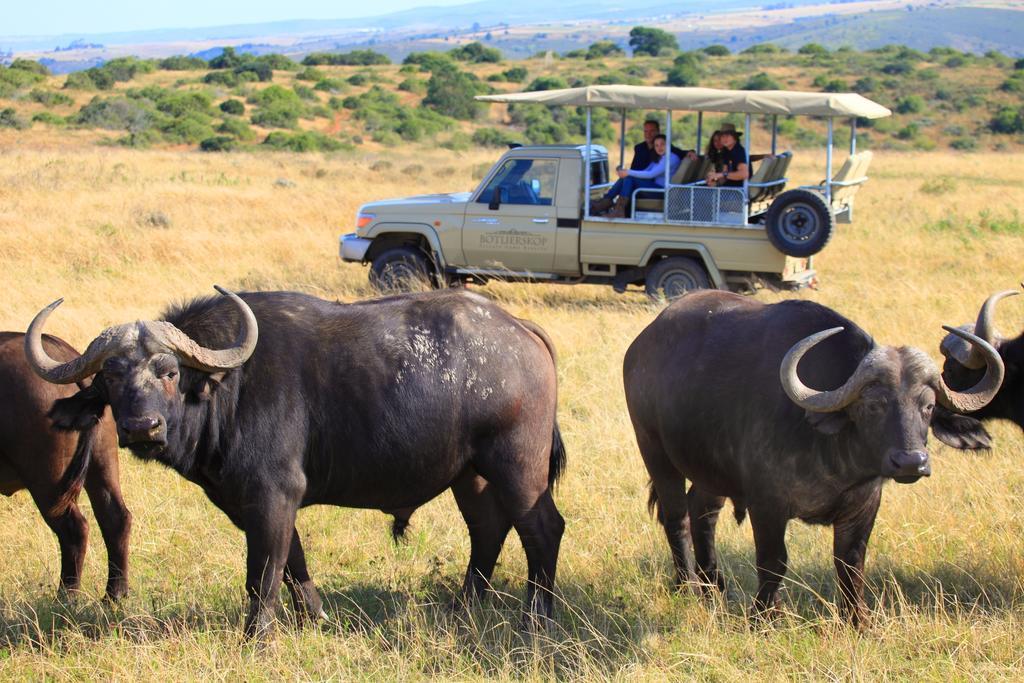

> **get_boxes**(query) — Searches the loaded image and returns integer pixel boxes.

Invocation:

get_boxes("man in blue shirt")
[594,135,681,218]
[706,126,749,188]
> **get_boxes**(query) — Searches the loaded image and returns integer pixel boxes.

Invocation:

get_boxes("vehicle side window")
[478,158,558,206]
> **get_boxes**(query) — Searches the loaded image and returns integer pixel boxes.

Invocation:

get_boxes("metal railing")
[664,185,747,225]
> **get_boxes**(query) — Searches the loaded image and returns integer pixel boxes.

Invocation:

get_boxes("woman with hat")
[706,123,749,188]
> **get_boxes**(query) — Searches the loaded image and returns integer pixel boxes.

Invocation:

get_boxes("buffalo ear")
[48,384,107,432]
[931,405,992,451]
[188,371,226,402]
[804,410,850,435]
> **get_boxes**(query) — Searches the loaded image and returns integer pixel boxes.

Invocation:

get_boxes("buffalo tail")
[549,420,567,488]
[48,426,95,517]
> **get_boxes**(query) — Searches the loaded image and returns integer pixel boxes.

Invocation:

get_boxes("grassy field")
[0,143,1022,679]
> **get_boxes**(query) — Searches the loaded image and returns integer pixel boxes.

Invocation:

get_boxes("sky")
[2,0,473,37]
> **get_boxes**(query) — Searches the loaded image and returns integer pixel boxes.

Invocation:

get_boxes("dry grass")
[0,144,1022,680]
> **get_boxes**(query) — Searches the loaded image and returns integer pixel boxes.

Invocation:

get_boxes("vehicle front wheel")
[644,256,711,301]
[764,189,835,258]
[369,247,435,293]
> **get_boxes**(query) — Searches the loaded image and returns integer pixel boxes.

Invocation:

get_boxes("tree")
[664,52,702,87]
[586,40,624,60]
[629,26,678,57]
[701,44,730,57]
[450,41,502,63]
[423,64,484,120]
[798,43,829,56]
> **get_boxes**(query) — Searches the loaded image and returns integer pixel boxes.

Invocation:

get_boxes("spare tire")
[764,189,835,258]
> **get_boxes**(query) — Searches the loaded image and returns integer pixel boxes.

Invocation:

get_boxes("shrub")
[99,57,154,83]
[853,76,878,93]
[472,126,516,147]
[29,89,74,107]
[664,52,701,87]
[159,55,208,70]
[9,59,50,75]
[398,77,426,93]
[152,90,213,118]
[586,41,624,60]
[702,44,730,56]
[216,116,255,140]
[441,131,471,151]
[950,137,977,151]
[347,73,368,86]
[741,72,780,90]
[301,50,390,66]
[158,112,215,143]
[450,42,502,63]
[73,96,150,130]
[881,61,913,75]
[403,51,454,73]
[1001,73,1024,93]
[345,85,454,140]
[31,111,65,125]
[200,135,237,152]
[629,26,677,57]
[798,43,829,56]
[0,107,29,130]
[220,98,245,115]
[424,64,485,119]
[293,84,318,101]
[990,106,1024,134]
[527,75,568,91]
[203,70,239,87]
[742,43,783,55]
[248,85,305,128]
[296,67,324,81]
[314,78,348,93]
[1,64,46,91]
[502,66,528,83]
[896,123,919,140]
[262,130,345,152]
[234,62,273,83]
[895,95,925,114]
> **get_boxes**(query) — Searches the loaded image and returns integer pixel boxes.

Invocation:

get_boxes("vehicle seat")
[633,156,699,213]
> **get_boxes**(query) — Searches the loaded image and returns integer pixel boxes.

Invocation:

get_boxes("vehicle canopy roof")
[477,84,891,119]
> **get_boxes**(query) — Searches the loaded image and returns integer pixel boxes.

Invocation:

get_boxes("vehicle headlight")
[356,212,376,229]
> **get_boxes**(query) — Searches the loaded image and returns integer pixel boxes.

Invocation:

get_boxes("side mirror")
[488,186,502,211]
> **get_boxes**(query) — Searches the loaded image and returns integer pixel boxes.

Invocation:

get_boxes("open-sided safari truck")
[340,85,890,298]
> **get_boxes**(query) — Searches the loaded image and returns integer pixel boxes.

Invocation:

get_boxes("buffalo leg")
[451,470,513,603]
[37,497,88,597]
[687,485,727,593]
[84,454,132,601]
[510,489,564,622]
[283,528,326,626]
[242,497,296,638]
[749,507,789,620]
[833,491,881,630]
[635,432,698,588]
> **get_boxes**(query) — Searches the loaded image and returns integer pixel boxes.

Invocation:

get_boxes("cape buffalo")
[940,288,1022,432]
[25,287,565,636]
[0,332,130,600]
[624,291,1003,627]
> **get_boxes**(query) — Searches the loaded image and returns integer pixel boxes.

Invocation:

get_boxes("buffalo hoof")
[243,609,277,640]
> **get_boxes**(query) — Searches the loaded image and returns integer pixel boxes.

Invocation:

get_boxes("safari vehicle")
[340,85,890,298]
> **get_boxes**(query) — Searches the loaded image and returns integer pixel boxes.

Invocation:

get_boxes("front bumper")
[339,232,372,262]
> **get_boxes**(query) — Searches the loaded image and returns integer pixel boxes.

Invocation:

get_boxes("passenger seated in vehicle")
[594,134,681,218]
[706,125,749,188]
[705,130,725,172]
[631,120,693,172]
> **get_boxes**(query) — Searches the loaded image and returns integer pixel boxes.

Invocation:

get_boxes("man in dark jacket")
[630,120,693,171]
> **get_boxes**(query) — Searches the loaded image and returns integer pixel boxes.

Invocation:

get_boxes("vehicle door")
[462,156,559,273]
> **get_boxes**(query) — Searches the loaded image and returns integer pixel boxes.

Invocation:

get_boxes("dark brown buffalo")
[941,288,1023,432]
[624,291,1003,627]
[0,332,130,600]
[24,287,565,636]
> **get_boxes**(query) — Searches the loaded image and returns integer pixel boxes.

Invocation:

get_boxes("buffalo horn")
[779,327,887,413]
[941,290,1018,369]
[934,325,1004,413]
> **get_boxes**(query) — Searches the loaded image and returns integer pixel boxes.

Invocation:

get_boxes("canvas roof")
[476,84,891,119]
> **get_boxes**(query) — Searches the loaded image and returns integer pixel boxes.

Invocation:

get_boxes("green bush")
[798,43,829,56]
[31,111,65,126]
[441,131,472,151]
[895,95,925,114]
[1000,73,1024,93]
[296,67,324,81]
[29,89,74,107]
[9,59,50,75]
[853,76,878,93]
[701,45,730,57]
[152,90,213,118]
[586,41,623,60]
[740,72,780,90]
[1,64,46,91]
[301,50,390,66]
[664,52,702,87]
[216,116,255,141]
[220,98,245,115]
[950,137,977,151]
[158,112,215,143]
[313,78,348,94]
[424,65,485,119]
[472,127,516,147]
[0,107,29,130]
[742,43,784,55]
[345,84,454,140]
[403,51,455,74]
[629,26,677,57]
[203,70,239,87]
[990,106,1024,134]
[527,75,568,91]
[73,96,153,131]
[398,77,426,94]
[293,84,318,101]
[450,42,502,63]
[262,130,344,151]
[502,66,528,83]
[199,135,237,152]
[248,85,306,128]
[159,55,208,70]
[347,73,368,86]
